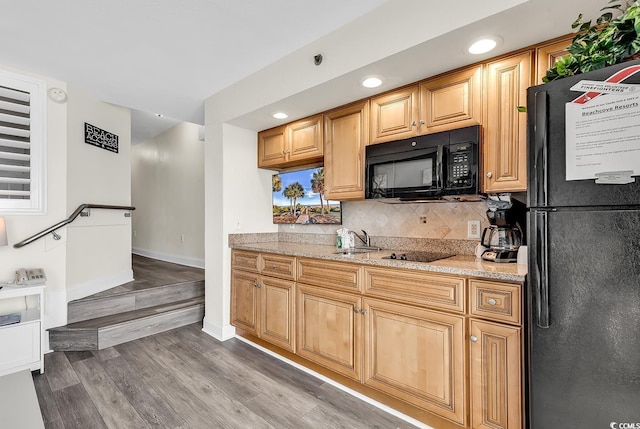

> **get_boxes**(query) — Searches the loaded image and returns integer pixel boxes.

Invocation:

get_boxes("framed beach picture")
[272,167,342,225]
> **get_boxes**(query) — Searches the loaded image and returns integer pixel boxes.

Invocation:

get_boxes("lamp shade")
[0,217,7,246]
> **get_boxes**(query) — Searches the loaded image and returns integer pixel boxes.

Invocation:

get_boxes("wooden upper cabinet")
[257,114,323,169]
[257,125,288,169]
[324,101,369,201]
[483,51,533,193]
[535,35,573,84]
[419,65,482,134]
[370,86,419,145]
[287,114,324,165]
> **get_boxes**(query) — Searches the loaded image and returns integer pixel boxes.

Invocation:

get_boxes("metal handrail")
[13,204,135,249]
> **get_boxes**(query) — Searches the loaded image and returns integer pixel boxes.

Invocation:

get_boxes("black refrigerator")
[527,59,640,428]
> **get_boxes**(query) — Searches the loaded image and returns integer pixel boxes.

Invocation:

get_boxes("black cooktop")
[382,251,454,263]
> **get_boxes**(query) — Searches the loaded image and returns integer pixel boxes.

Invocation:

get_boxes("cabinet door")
[363,299,466,425]
[287,114,324,165]
[260,276,295,352]
[257,125,287,168]
[370,86,419,145]
[470,319,522,429]
[296,284,362,381]
[419,65,482,134]
[483,51,533,193]
[324,101,369,200]
[0,322,40,375]
[230,270,259,335]
[535,36,572,84]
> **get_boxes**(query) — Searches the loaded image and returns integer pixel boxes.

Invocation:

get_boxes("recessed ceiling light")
[468,37,499,55]
[362,77,383,88]
[273,112,288,119]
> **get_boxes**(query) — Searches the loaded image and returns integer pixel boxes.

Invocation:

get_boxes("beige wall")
[0,64,134,336]
[65,86,132,301]
[279,200,490,240]
[131,122,204,267]
[203,122,277,339]
[0,65,68,330]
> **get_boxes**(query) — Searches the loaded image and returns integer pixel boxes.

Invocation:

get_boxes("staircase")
[49,255,205,351]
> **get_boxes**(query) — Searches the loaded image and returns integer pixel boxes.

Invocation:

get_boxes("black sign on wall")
[84,122,119,153]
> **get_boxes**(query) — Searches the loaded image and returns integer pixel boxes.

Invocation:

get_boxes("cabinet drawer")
[297,258,362,292]
[260,253,296,280]
[470,280,521,325]
[231,250,260,273]
[364,267,465,313]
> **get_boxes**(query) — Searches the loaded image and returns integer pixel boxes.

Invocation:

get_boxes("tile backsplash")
[278,199,490,241]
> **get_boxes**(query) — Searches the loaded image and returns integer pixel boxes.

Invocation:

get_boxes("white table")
[0,284,45,377]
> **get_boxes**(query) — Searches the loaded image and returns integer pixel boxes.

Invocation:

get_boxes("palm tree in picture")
[282,184,295,213]
[290,182,305,212]
[311,168,326,214]
[272,174,282,193]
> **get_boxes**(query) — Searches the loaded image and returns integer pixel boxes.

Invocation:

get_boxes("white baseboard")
[234,336,434,429]
[201,318,236,341]
[132,248,204,269]
[66,269,133,302]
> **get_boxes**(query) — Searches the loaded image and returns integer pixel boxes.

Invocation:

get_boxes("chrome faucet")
[351,230,371,247]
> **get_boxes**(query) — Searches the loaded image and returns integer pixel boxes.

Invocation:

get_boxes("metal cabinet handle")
[486,172,493,178]
[253,280,261,288]
[419,119,425,125]
[272,264,277,269]
[488,298,497,306]
[354,307,360,313]
[361,310,368,316]
[470,335,478,343]
[411,120,416,126]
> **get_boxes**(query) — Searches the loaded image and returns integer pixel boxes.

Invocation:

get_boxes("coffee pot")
[481,225,523,250]
[480,205,524,263]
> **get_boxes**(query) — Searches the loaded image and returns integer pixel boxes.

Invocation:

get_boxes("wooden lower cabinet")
[469,319,522,429]
[363,298,466,425]
[230,270,260,335]
[296,283,362,381]
[231,252,525,429]
[259,276,295,352]
[231,269,295,352]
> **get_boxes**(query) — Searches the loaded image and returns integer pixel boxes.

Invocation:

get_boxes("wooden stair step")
[67,280,204,324]
[49,297,204,351]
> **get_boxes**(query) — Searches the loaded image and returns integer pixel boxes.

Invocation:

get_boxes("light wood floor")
[34,323,419,429]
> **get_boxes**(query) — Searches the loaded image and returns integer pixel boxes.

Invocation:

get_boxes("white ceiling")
[0,0,608,143]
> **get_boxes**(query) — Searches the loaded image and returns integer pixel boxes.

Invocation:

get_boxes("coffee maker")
[481,198,524,263]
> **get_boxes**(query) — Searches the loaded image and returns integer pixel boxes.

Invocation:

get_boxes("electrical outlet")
[468,220,481,239]
[419,216,427,224]
[180,234,185,242]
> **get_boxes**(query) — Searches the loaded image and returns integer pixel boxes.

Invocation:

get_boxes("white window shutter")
[0,71,46,214]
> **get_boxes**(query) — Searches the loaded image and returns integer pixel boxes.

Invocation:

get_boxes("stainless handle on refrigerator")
[534,91,548,207]
[534,211,550,328]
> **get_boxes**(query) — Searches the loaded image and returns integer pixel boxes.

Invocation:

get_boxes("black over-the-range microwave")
[365,125,480,201]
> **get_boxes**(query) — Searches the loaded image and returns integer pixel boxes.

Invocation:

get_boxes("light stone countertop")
[230,241,527,283]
